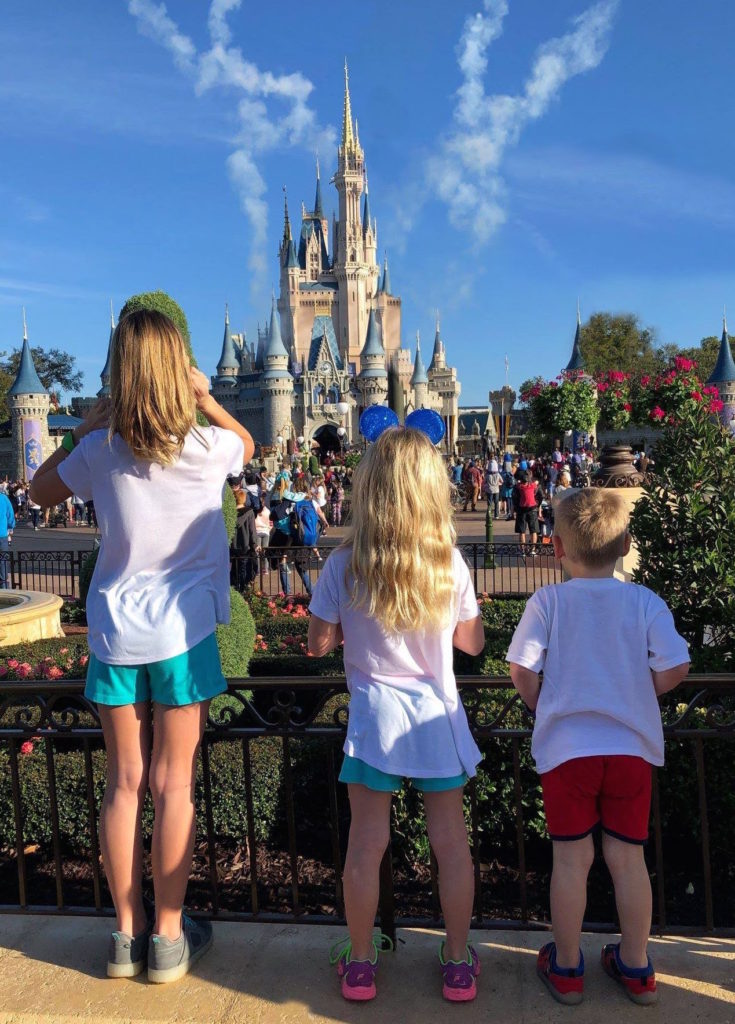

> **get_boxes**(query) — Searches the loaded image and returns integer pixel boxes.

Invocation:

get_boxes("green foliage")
[0,737,282,852]
[119,291,192,355]
[579,312,660,378]
[674,336,730,384]
[630,402,735,659]
[1,346,83,398]
[216,588,255,678]
[343,451,362,470]
[222,485,237,542]
[522,372,598,435]
[0,636,89,668]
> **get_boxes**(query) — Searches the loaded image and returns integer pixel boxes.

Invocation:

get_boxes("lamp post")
[337,425,346,457]
[336,399,350,459]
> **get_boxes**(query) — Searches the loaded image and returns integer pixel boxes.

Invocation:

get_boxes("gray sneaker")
[107,926,151,978]
[147,915,213,984]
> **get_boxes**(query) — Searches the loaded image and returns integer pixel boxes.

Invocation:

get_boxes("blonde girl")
[308,427,485,1003]
[30,309,253,984]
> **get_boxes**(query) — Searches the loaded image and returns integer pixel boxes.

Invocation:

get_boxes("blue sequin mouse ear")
[359,405,400,443]
[405,408,446,445]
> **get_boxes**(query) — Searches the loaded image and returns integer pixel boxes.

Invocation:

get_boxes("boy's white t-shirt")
[506,578,689,774]
[58,426,243,665]
[309,546,482,778]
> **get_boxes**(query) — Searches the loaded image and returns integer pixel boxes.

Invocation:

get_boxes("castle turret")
[261,294,293,445]
[99,300,115,397]
[379,253,391,295]
[214,304,240,387]
[358,309,388,407]
[9,310,51,481]
[428,317,446,372]
[565,303,585,372]
[410,330,429,409]
[707,312,735,433]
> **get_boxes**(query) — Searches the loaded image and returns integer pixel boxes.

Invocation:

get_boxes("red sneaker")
[601,943,658,1005]
[536,942,585,1005]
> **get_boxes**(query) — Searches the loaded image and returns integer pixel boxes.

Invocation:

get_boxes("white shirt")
[314,484,327,508]
[58,426,243,664]
[309,547,482,778]
[506,578,689,774]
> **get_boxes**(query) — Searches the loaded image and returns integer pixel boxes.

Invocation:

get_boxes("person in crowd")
[450,458,464,486]
[329,476,345,527]
[29,309,253,984]
[513,470,543,555]
[269,478,315,597]
[556,468,572,496]
[72,493,85,524]
[462,460,482,513]
[501,463,515,519]
[295,475,328,561]
[507,488,689,1007]
[27,493,42,531]
[484,460,503,519]
[308,427,485,1003]
[230,487,257,591]
[0,487,15,589]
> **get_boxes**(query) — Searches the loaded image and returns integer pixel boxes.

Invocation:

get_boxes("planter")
[592,444,645,488]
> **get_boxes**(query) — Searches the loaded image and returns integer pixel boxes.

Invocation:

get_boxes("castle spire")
[380,252,391,294]
[264,292,289,360]
[565,303,585,372]
[282,186,292,244]
[342,58,355,152]
[9,313,46,396]
[362,170,372,235]
[99,301,116,396]
[410,330,429,386]
[216,302,239,379]
[314,157,324,219]
[707,308,735,385]
[429,315,445,371]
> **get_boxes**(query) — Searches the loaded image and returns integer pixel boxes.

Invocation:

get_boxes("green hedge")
[0,737,282,853]
[216,588,255,678]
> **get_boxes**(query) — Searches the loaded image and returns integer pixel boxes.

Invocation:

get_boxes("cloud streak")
[428,0,618,241]
[128,0,335,284]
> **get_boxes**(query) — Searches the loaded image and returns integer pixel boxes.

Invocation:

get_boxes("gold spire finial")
[22,307,27,341]
[342,58,355,151]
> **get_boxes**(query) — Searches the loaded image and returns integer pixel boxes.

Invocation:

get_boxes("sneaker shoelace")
[328,933,394,968]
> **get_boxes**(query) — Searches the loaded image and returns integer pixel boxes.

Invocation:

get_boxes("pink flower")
[16,663,32,679]
[690,391,703,402]
[709,398,724,414]
[59,647,69,655]
[623,403,632,412]
[79,655,89,667]
[46,666,64,679]
[674,356,695,371]
[640,375,651,386]
[7,659,18,669]
[596,382,609,393]
[650,406,666,421]
[20,741,34,755]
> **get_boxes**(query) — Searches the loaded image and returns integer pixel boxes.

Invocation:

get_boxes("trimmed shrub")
[216,588,255,678]
[79,549,98,606]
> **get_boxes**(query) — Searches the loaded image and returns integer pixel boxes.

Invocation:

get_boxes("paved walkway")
[0,919,732,1023]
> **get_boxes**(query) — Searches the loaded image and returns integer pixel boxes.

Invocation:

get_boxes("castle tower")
[333,62,379,368]
[99,300,115,397]
[410,331,429,409]
[261,294,294,445]
[428,317,446,373]
[212,304,240,393]
[362,171,377,273]
[565,302,585,372]
[358,309,388,407]
[707,312,735,434]
[379,253,391,296]
[9,310,50,482]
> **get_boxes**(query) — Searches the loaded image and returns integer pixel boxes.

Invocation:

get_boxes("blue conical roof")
[380,255,391,294]
[429,320,443,371]
[265,295,289,360]
[98,303,115,396]
[410,333,428,386]
[362,179,372,236]
[217,305,240,374]
[314,160,324,219]
[707,317,735,384]
[286,238,298,268]
[9,317,46,396]
[565,308,584,372]
[360,310,387,378]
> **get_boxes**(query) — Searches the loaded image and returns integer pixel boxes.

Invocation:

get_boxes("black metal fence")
[0,550,89,599]
[0,675,732,938]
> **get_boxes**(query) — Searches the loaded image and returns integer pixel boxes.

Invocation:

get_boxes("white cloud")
[127,0,335,289]
[430,0,618,241]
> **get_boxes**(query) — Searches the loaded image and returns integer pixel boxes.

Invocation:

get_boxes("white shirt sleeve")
[506,591,549,672]
[57,434,95,503]
[308,551,341,624]
[210,426,244,478]
[646,593,689,670]
[455,550,481,622]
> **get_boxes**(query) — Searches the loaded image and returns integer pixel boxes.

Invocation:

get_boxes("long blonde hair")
[109,309,196,465]
[344,427,456,633]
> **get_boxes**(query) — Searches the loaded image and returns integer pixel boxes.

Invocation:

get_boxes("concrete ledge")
[0,590,64,646]
[0,919,733,1023]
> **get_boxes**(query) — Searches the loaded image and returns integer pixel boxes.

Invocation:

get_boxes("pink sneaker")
[439,942,481,1002]
[329,935,393,1001]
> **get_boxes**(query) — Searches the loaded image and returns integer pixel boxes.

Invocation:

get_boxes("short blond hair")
[553,488,629,568]
[343,427,455,633]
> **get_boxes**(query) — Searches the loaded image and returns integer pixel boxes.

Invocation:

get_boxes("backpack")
[292,499,320,547]
[518,481,538,510]
[270,497,295,535]
[245,488,262,514]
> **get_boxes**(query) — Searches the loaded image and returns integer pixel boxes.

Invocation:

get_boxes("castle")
[208,64,461,454]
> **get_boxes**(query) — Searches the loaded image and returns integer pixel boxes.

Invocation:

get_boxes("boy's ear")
[622,532,632,556]
[552,534,565,561]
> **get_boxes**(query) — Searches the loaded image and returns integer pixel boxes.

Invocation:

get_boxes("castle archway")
[311,422,341,459]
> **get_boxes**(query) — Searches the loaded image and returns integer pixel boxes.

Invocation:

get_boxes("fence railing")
[0,550,89,599]
[0,675,732,938]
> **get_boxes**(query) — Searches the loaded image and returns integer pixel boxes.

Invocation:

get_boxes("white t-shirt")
[314,484,327,508]
[58,426,243,665]
[506,578,689,774]
[309,546,482,778]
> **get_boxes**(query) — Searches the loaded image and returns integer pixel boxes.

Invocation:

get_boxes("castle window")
[327,385,340,405]
[312,384,325,405]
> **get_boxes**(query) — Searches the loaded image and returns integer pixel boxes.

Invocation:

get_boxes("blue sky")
[1,0,734,405]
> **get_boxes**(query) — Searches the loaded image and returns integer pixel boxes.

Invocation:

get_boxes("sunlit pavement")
[0,920,732,1023]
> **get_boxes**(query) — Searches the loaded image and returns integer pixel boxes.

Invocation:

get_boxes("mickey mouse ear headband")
[359,405,446,446]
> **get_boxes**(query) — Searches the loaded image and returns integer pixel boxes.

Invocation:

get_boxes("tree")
[579,313,659,378]
[0,347,83,398]
[673,336,727,384]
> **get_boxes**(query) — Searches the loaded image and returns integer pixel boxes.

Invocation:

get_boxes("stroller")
[539,499,554,543]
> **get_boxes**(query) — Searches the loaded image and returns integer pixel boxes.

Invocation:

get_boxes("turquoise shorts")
[85,632,227,707]
[339,755,468,793]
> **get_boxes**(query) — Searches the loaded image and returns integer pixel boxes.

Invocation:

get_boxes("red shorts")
[541,755,652,845]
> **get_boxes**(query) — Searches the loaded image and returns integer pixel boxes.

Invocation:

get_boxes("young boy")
[507,488,689,1007]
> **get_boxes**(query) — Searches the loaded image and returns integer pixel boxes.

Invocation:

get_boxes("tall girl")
[308,427,485,1003]
[30,310,253,983]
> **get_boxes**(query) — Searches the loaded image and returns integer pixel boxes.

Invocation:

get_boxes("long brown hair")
[109,309,196,465]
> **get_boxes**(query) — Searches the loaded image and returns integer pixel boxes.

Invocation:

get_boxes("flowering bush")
[0,650,89,682]
[633,357,723,427]
[595,370,633,430]
[521,371,598,435]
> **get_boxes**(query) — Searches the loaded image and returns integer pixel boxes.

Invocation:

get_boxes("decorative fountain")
[0,591,64,646]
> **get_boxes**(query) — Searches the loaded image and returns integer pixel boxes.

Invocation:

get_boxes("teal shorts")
[339,755,468,793]
[85,632,227,707]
